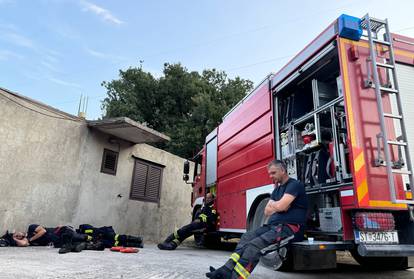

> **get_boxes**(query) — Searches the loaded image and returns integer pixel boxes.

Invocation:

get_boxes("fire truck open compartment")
[275,43,352,239]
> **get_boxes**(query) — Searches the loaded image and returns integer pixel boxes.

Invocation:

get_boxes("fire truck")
[183,14,414,270]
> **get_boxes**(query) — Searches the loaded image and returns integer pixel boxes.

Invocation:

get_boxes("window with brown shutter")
[130,158,164,203]
[101,149,119,175]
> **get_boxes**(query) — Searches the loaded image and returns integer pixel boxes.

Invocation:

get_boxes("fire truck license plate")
[356,231,399,244]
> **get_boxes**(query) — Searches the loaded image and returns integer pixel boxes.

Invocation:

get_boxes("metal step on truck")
[183,13,414,271]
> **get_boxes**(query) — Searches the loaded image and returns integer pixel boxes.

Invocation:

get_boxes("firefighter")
[158,192,217,250]
[27,224,91,253]
[206,160,308,279]
[77,224,144,248]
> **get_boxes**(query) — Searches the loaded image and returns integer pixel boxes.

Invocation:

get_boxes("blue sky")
[1,0,414,120]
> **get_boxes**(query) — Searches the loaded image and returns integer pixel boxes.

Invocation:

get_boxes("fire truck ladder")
[360,14,414,204]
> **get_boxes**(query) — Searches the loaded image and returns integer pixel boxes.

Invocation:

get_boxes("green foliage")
[102,63,253,158]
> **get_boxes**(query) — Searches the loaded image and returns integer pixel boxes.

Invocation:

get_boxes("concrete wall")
[72,131,194,242]
[0,90,193,242]
[0,92,86,232]
[127,144,194,242]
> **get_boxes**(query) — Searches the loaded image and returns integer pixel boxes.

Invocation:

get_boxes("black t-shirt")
[268,178,308,225]
[27,224,57,246]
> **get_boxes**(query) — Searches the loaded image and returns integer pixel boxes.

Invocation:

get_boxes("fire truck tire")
[251,197,270,231]
[350,249,408,270]
[276,249,294,272]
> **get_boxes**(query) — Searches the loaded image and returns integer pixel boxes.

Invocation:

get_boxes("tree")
[102,63,253,158]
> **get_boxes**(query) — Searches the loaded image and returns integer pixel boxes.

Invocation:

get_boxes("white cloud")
[42,49,62,64]
[2,31,35,49]
[0,25,62,67]
[23,71,42,81]
[0,24,35,50]
[53,24,80,40]
[84,46,127,64]
[0,49,23,60]
[0,23,17,31]
[80,0,124,25]
[85,47,106,58]
[48,77,82,88]
[40,61,60,73]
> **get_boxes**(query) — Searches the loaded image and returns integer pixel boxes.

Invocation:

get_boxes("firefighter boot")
[58,243,73,254]
[206,259,234,279]
[85,240,105,251]
[126,236,144,248]
[163,233,175,244]
[58,234,74,254]
[157,233,177,250]
[157,240,178,250]
[72,242,86,253]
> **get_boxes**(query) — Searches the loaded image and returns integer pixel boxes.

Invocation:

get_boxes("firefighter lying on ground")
[76,224,143,249]
[206,160,308,279]
[26,224,100,254]
[2,224,143,254]
[158,192,217,250]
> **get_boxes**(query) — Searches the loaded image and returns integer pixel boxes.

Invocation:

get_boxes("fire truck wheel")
[350,249,408,270]
[260,248,294,272]
[250,197,271,231]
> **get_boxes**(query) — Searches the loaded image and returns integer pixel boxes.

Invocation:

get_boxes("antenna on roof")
[77,93,88,119]
[85,96,89,115]
[77,93,83,116]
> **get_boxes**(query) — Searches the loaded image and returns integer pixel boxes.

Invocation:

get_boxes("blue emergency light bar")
[338,14,362,41]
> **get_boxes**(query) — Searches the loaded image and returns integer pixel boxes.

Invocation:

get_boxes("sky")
[1,0,414,120]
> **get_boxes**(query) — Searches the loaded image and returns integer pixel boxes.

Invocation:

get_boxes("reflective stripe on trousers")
[230,253,251,279]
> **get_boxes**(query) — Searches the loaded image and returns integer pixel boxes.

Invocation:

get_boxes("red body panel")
[338,37,412,211]
[216,80,274,229]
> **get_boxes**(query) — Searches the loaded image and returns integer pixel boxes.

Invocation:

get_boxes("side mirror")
[183,160,190,175]
[183,160,193,184]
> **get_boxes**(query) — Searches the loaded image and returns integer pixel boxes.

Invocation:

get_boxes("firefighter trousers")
[165,220,207,245]
[229,224,298,279]
[58,226,88,247]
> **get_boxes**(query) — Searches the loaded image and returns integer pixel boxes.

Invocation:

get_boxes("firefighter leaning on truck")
[158,192,217,250]
[206,160,308,279]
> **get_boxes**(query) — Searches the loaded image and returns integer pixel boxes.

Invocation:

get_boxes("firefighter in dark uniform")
[206,160,308,279]
[77,224,143,248]
[158,192,217,250]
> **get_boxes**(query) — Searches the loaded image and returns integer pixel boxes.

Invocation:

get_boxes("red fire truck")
[184,14,414,270]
